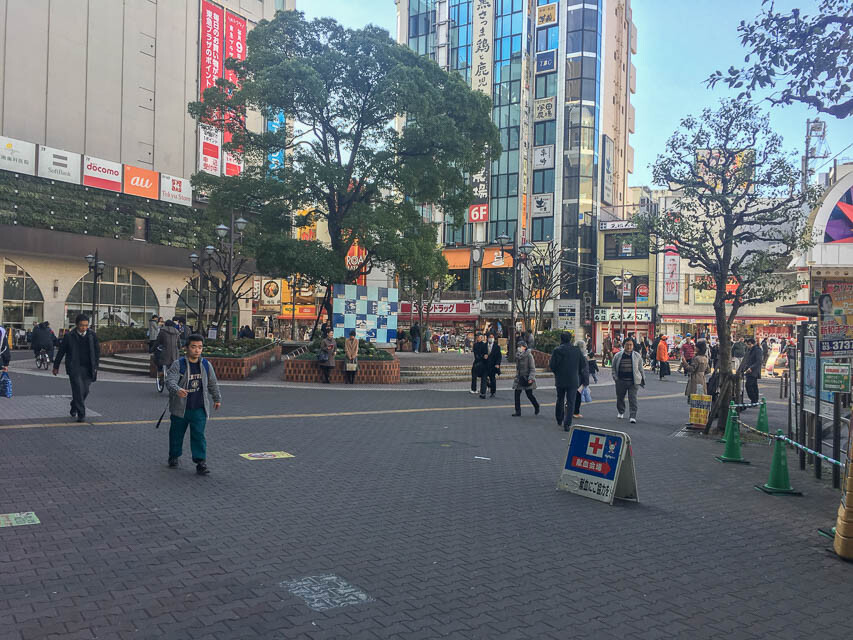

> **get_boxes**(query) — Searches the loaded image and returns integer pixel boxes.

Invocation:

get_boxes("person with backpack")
[155,319,181,371]
[31,321,56,363]
[52,314,100,422]
[165,334,222,475]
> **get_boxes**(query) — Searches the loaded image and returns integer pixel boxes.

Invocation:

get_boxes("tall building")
[0,0,293,335]
[394,0,635,336]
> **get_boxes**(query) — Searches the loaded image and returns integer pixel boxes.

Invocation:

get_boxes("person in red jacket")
[657,335,670,380]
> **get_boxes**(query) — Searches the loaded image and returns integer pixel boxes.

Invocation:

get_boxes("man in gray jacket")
[165,334,222,475]
[611,337,645,423]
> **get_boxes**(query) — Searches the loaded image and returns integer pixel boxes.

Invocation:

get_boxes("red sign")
[468,204,489,223]
[346,242,368,286]
[222,10,247,177]
[83,156,122,192]
[571,456,611,476]
[401,303,472,316]
[636,284,649,299]
[200,1,224,100]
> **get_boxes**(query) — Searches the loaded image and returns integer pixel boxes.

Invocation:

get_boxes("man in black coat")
[53,314,100,422]
[480,334,502,398]
[549,332,585,431]
[470,333,488,395]
[738,337,763,405]
[31,321,56,362]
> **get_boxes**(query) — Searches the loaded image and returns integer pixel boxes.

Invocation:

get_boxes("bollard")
[719,401,737,443]
[716,413,750,464]
[755,431,801,495]
[756,398,769,434]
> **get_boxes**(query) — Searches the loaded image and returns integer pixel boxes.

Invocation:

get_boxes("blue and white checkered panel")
[331,284,398,343]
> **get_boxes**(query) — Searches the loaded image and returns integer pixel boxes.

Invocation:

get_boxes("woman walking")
[685,340,710,401]
[573,338,590,419]
[318,329,337,383]
[656,334,670,380]
[511,340,540,417]
[344,330,359,384]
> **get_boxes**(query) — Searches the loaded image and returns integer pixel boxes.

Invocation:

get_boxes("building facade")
[394,0,636,338]
[0,0,294,336]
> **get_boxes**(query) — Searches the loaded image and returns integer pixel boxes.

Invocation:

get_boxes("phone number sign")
[557,426,638,505]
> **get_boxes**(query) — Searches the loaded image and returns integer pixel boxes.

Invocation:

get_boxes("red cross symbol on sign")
[586,435,605,457]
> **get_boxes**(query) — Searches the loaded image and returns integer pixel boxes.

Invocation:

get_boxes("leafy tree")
[189,11,499,319]
[395,239,452,351]
[635,99,812,432]
[708,0,853,118]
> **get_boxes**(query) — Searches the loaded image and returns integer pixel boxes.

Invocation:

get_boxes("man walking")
[470,333,488,395]
[410,322,421,353]
[549,332,585,431]
[481,333,502,398]
[611,337,645,423]
[52,314,100,422]
[148,314,160,353]
[739,337,763,405]
[680,334,695,375]
[165,334,222,475]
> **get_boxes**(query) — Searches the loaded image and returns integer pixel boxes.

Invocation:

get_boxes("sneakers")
[630,417,637,424]
[573,413,583,418]
[168,457,179,468]
[617,413,624,419]
[196,463,210,476]
[469,389,478,395]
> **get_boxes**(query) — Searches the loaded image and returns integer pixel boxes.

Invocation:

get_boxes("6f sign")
[468,204,489,223]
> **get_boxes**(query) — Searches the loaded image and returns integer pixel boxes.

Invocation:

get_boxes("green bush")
[298,337,393,360]
[200,338,276,358]
[94,326,148,342]
[533,329,571,355]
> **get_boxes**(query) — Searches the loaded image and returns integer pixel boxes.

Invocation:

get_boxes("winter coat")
[472,341,488,376]
[154,325,181,368]
[148,319,160,341]
[345,337,359,362]
[740,345,763,379]
[611,350,645,386]
[513,349,537,390]
[731,341,747,358]
[54,330,100,379]
[656,340,669,363]
[31,324,55,351]
[651,337,661,360]
[549,343,584,390]
[320,337,337,368]
[686,354,710,397]
[165,356,222,417]
[484,341,502,374]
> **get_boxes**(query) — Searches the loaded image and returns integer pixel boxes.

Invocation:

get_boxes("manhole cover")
[280,574,373,611]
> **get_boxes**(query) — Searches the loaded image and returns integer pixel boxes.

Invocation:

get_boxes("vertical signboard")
[468,152,490,223]
[602,135,614,206]
[819,281,853,356]
[198,126,222,175]
[267,110,286,173]
[663,246,680,302]
[223,9,247,177]
[346,243,368,287]
[471,0,494,98]
[200,1,224,100]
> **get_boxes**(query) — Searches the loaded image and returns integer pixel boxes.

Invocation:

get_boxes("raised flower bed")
[284,338,400,384]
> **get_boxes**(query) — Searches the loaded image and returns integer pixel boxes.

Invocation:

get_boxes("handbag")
[0,371,11,398]
[317,350,329,363]
[345,360,358,372]
[581,387,592,403]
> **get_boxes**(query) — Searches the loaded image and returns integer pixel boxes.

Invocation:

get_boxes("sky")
[297,0,853,187]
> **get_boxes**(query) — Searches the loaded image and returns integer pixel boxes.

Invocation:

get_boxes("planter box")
[284,358,400,384]
[205,345,283,380]
[531,349,551,369]
[101,340,148,356]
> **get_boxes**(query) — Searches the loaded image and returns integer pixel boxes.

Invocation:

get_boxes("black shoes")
[75,414,85,423]
[168,458,179,468]
[564,425,571,432]
[489,393,496,398]
[196,463,210,476]
[70,408,77,417]
[511,412,521,417]
[479,394,486,399]
[534,405,540,415]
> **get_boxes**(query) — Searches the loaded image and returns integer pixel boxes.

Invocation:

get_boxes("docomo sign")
[123,165,159,199]
[83,156,122,192]
[468,204,489,223]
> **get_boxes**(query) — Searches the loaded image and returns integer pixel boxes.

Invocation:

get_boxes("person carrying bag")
[344,331,359,384]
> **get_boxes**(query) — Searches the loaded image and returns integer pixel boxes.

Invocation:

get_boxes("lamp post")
[611,267,632,339]
[496,232,535,361]
[214,213,248,343]
[290,274,298,341]
[189,244,216,335]
[84,252,106,328]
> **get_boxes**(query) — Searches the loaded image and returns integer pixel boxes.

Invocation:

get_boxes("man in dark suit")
[481,334,502,398]
[53,314,100,422]
[738,336,763,405]
[549,332,585,431]
[470,333,487,395]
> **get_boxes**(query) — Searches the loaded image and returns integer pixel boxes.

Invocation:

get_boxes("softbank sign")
[83,156,122,192]
[160,174,193,207]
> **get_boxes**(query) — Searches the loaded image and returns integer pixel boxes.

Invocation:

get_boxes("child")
[165,334,222,475]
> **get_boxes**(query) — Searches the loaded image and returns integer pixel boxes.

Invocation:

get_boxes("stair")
[98,352,152,377]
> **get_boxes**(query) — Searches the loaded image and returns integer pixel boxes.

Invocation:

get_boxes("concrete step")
[112,352,151,363]
[98,355,151,376]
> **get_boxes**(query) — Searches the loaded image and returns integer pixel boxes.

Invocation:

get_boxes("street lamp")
[188,245,219,335]
[496,233,535,360]
[84,252,106,328]
[612,267,632,339]
[216,214,247,343]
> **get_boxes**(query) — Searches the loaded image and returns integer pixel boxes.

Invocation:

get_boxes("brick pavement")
[0,370,849,639]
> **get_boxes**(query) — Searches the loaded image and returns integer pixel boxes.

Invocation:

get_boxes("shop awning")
[443,248,471,270]
[482,247,513,269]
[661,314,801,323]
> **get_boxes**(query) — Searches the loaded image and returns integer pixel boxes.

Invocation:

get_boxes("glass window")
[533,169,555,193]
[604,233,649,259]
[534,121,556,146]
[3,277,23,301]
[535,72,557,98]
[536,26,558,52]
[483,268,513,292]
[603,275,649,303]
[448,269,472,292]
[532,217,554,242]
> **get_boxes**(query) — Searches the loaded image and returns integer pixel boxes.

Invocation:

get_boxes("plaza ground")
[0,360,849,640]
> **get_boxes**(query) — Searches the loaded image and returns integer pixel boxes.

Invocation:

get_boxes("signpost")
[822,362,851,393]
[557,426,639,505]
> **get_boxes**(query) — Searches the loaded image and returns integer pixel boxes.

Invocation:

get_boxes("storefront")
[593,307,655,350]
[399,301,480,339]
[658,314,795,341]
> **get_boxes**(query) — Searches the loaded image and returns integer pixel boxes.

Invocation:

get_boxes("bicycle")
[155,363,167,393]
[35,349,49,370]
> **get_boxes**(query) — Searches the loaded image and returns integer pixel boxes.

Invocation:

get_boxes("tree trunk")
[704,299,734,433]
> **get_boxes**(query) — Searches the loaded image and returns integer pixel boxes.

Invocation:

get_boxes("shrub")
[299,337,392,360]
[200,338,276,358]
[94,326,148,342]
[533,329,571,355]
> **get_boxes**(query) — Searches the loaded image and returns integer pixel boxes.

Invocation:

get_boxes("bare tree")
[514,241,571,335]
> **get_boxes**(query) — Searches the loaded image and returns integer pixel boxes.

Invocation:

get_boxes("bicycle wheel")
[156,367,165,393]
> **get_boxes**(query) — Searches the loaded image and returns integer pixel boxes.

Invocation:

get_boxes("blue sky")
[297,0,853,187]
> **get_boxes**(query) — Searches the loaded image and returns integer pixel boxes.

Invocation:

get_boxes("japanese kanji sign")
[557,426,639,505]
[471,0,494,98]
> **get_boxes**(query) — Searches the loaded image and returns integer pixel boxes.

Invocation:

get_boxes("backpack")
[178,356,210,377]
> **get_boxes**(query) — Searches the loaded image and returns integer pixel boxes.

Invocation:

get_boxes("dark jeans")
[321,366,331,383]
[745,376,759,403]
[574,391,583,415]
[480,370,496,396]
[346,371,356,384]
[556,386,573,427]
[68,372,92,417]
[169,407,207,462]
[514,388,539,413]
[615,379,638,418]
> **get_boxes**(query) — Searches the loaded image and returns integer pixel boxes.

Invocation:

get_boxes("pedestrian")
[52,314,100,422]
[318,329,337,383]
[612,337,644,423]
[760,337,770,366]
[410,322,421,353]
[680,335,695,376]
[344,330,359,384]
[155,319,181,372]
[686,340,710,403]
[602,334,613,367]
[147,314,160,353]
[470,333,487,395]
[650,334,661,372]
[574,339,590,419]
[31,321,56,363]
[731,336,747,374]
[588,354,599,383]
[482,333,502,398]
[550,334,583,427]
[523,329,535,351]
[739,337,763,405]
[0,324,10,372]
[511,340,539,417]
[424,326,432,352]
[656,335,670,379]
[165,334,222,475]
